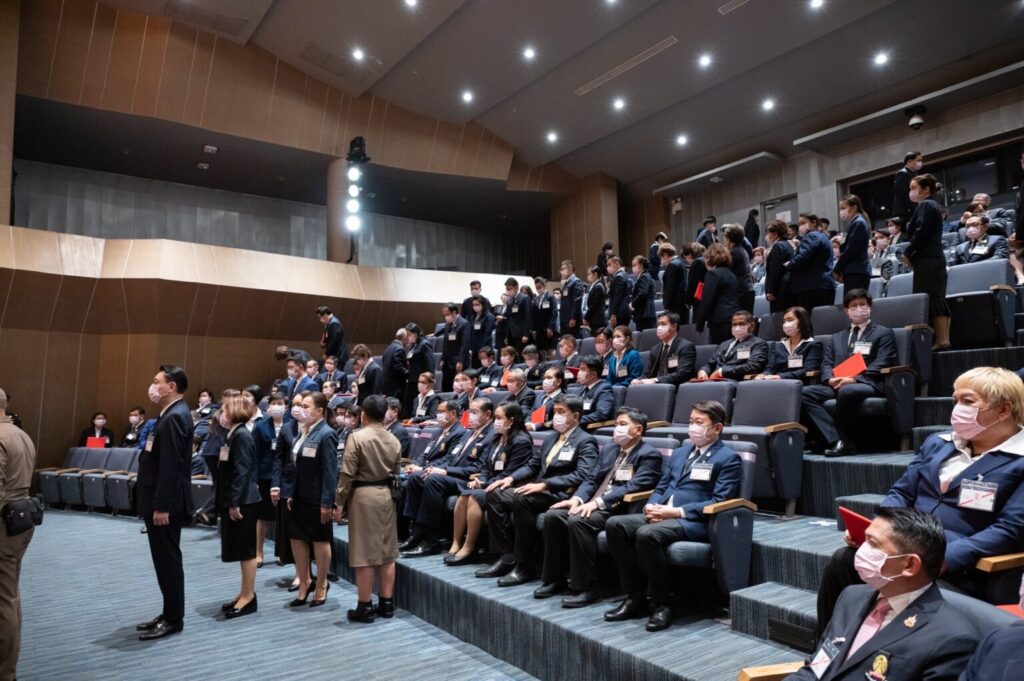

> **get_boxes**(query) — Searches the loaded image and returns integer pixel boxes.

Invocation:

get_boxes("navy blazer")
[649,440,741,528]
[406,338,436,383]
[821,323,898,392]
[509,426,599,498]
[834,215,871,278]
[661,256,689,315]
[685,257,708,307]
[882,430,1024,573]
[645,335,697,385]
[469,312,496,356]
[478,430,535,484]
[702,335,770,379]
[284,375,319,402]
[461,294,492,319]
[410,392,442,423]
[386,420,411,459]
[477,362,503,389]
[694,267,739,331]
[787,230,835,293]
[892,166,915,222]
[789,583,977,681]
[585,281,608,330]
[321,315,349,369]
[630,271,656,323]
[137,399,195,518]
[443,423,495,479]
[764,240,794,299]
[415,423,466,467]
[905,198,946,262]
[354,361,383,407]
[215,425,262,510]
[441,316,472,367]
[381,339,409,399]
[578,380,615,426]
[559,276,585,334]
[252,416,284,481]
[764,338,823,382]
[949,234,1009,266]
[504,291,534,341]
[271,419,299,489]
[575,442,663,509]
[608,270,632,324]
[959,621,1024,681]
[509,386,537,412]
[281,419,339,508]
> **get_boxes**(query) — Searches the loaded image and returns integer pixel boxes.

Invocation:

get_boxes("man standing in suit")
[537,407,663,607]
[381,329,409,399]
[439,303,472,393]
[629,256,657,332]
[502,278,534,354]
[478,395,599,584]
[605,400,741,631]
[283,359,319,403]
[583,266,608,331]
[658,243,689,323]
[607,257,632,329]
[800,289,897,456]
[633,312,697,386]
[136,365,195,641]
[558,260,585,339]
[788,508,978,681]
[892,151,923,227]
[696,217,719,248]
[648,232,667,280]
[316,305,349,371]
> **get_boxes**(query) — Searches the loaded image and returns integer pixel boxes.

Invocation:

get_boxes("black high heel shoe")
[289,586,311,607]
[309,582,331,607]
[224,595,257,619]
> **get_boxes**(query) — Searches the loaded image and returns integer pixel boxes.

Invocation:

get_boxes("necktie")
[845,597,892,661]
[545,434,567,467]
[848,326,861,354]
[594,448,630,499]
[658,343,669,376]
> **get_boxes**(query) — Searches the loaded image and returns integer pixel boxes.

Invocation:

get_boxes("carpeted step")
[751,515,846,590]
[834,494,885,531]
[1018,329,1024,346]
[913,425,949,450]
[932,347,1024,396]
[914,397,953,427]
[731,582,818,653]
[799,453,913,519]
[1017,312,1024,331]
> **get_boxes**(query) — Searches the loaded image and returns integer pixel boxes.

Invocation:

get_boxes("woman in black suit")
[216,395,263,619]
[445,401,535,566]
[725,224,755,314]
[272,391,307,590]
[835,194,872,293]
[402,323,436,418]
[763,220,795,313]
[629,256,657,331]
[351,344,382,407]
[468,296,496,368]
[694,244,740,344]
[583,266,608,331]
[406,372,441,424]
[904,174,952,349]
[755,306,823,384]
[79,412,114,447]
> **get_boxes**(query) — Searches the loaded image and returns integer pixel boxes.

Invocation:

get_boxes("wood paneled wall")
[0,224,510,467]
[0,0,18,222]
[619,195,670,262]
[548,173,618,278]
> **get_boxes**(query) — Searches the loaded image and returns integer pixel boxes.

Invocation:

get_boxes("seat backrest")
[642,437,679,457]
[624,384,676,423]
[679,324,708,345]
[695,344,717,371]
[753,295,769,317]
[79,448,112,469]
[810,304,848,336]
[639,351,651,375]
[487,390,511,406]
[579,337,596,355]
[430,336,444,353]
[434,392,456,405]
[872,293,928,329]
[886,272,914,297]
[408,426,440,461]
[594,435,613,448]
[127,450,142,472]
[941,231,959,248]
[833,283,844,305]
[868,277,884,300]
[63,447,89,468]
[890,327,912,366]
[672,382,737,423]
[940,589,1020,637]
[637,328,660,352]
[530,430,559,453]
[611,384,627,411]
[103,447,136,472]
[731,380,803,426]
[947,258,1013,294]
[757,312,785,341]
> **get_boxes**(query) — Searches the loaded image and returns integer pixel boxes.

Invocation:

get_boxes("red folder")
[997,604,1024,619]
[694,281,704,302]
[832,352,867,379]
[530,406,546,425]
[838,506,871,546]
[460,411,470,429]
[564,366,580,379]
[86,436,107,448]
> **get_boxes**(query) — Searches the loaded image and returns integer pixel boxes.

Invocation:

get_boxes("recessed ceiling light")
[348,184,360,198]
[352,47,365,61]
[676,135,688,146]
[546,131,559,143]
[404,0,418,6]
[613,97,625,111]
[809,0,824,8]
[873,52,889,66]
[347,166,361,182]
[196,162,210,171]
[761,98,775,111]
[462,90,474,103]
[698,54,712,68]
[522,46,536,61]
[202,144,218,154]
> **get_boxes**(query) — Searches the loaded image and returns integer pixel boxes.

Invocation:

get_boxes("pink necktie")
[845,597,892,661]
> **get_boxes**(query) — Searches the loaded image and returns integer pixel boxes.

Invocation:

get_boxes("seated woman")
[445,401,534,566]
[526,367,565,431]
[79,412,114,447]
[605,326,644,387]
[406,372,441,424]
[755,306,823,384]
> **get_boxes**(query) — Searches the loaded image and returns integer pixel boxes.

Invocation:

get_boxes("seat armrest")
[704,498,757,514]
[763,422,808,434]
[976,551,1024,573]
[102,470,129,477]
[881,365,914,375]
[36,466,62,473]
[738,662,803,681]
[54,467,82,474]
[77,468,104,475]
[623,490,653,503]
[992,284,1016,294]
[190,474,207,480]
[586,420,616,431]
[904,323,933,333]
[646,420,671,429]
[127,472,138,479]
[805,371,819,378]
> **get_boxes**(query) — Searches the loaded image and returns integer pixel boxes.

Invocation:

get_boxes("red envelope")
[460,411,470,429]
[86,436,107,448]
[694,281,704,302]
[530,406,546,424]
[997,604,1024,619]
[832,352,867,379]
[838,506,871,546]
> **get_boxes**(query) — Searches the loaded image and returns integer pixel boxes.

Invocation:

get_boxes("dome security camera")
[905,105,927,131]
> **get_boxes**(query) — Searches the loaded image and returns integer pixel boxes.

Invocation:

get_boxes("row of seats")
[37,447,140,511]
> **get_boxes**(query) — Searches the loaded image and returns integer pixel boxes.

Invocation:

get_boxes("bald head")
[395,328,408,342]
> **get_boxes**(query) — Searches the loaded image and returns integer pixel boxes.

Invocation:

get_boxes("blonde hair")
[221,395,255,425]
[954,367,1024,424]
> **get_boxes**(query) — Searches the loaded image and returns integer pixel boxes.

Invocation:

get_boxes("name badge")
[564,370,574,381]
[448,333,457,341]
[690,463,713,481]
[480,375,491,385]
[271,439,277,451]
[474,323,482,330]
[809,647,834,680]
[337,440,346,453]
[958,479,997,512]
[219,445,230,462]
[511,306,519,314]
[737,349,751,360]
[145,435,154,452]
[971,243,988,255]
[617,366,628,378]
[614,464,634,482]
[493,459,505,472]
[302,443,318,458]
[541,301,550,309]
[854,341,873,355]
[358,375,366,385]
[788,356,804,369]
[667,357,679,369]
[417,407,427,417]
[583,400,593,411]
[424,443,434,454]
[451,444,462,457]
[601,366,609,377]
[406,350,414,359]
[557,446,575,462]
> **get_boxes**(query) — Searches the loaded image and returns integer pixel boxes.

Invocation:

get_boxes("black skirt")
[256,480,276,521]
[911,257,951,318]
[220,503,260,563]
[462,486,488,509]
[288,500,334,543]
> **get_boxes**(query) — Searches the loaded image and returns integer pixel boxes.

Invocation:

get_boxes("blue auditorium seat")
[58,448,112,507]
[82,447,138,509]
[37,448,89,505]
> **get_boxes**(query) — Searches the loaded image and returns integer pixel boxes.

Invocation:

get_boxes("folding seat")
[636,327,659,352]
[408,426,442,463]
[809,304,847,336]
[58,448,112,507]
[430,336,444,353]
[885,272,914,297]
[82,448,138,510]
[485,390,510,406]
[37,448,89,505]
[868,277,885,300]
[654,298,664,314]
[945,259,1015,348]
[434,391,455,404]
[757,312,785,342]
[679,323,708,345]
[871,293,933,387]
[641,437,680,457]
[611,385,627,412]
[941,231,960,249]
[106,453,142,513]
[833,284,844,305]
[190,477,214,519]
[752,296,769,318]
[694,344,718,372]
[590,384,675,435]
[647,381,738,442]
[639,351,651,375]
[593,434,613,448]
[530,430,560,455]
[579,337,596,356]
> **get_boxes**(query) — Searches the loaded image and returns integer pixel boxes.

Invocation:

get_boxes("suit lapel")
[943,450,1015,495]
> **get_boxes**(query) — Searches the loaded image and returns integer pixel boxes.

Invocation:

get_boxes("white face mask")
[542,378,556,393]
[688,423,714,448]
[782,320,799,337]
[655,324,671,341]
[594,342,608,355]
[493,418,507,435]
[267,404,286,419]
[437,412,451,426]
[854,543,908,590]
[552,413,571,433]
[129,415,141,426]
[453,381,466,394]
[965,226,981,241]
[731,325,749,342]
[612,337,626,351]
[291,405,308,423]
[576,370,590,384]
[198,396,211,407]
[612,424,632,446]
[847,304,871,326]
[287,368,300,380]
[500,356,513,367]
[148,383,163,404]
[94,418,107,428]
[384,410,397,425]
[526,359,538,369]
[468,412,481,429]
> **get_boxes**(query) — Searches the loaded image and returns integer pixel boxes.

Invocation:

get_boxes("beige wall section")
[0,0,18,222]
[0,224,509,467]
[548,173,619,277]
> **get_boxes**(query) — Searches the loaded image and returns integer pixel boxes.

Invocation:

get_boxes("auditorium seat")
[757,312,784,342]
[81,447,138,509]
[639,350,651,375]
[885,272,913,297]
[809,305,847,336]
[647,381,738,442]
[408,426,441,463]
[945,259,1015,348]
[753,296,769,318]
[611,385,627,412]
[190,477,214,518]
[641,437,680,457]
[590,384,676,434]
[579,337,596,356]
[679,324,708,345]
[105,453,142,513]
[832,284,844,305]
[485,390,510,406]
[37,448,89,505]
[58,448,112,507]
[868,277,885,300]
[695,344,718,371]
[636,327,659,352]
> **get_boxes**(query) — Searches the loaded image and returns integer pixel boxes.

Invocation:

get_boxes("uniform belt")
[352,479,389,488]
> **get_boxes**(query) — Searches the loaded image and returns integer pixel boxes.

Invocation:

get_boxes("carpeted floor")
[16,513,537,681]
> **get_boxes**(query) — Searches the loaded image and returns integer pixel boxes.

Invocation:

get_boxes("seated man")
[800,289,897,456]
[632,311,697,386]
[696,310,769,381]
[555,334,581,384]
[605,400,741,631]
[383,398,411,459]
[575,355,616,428]
[522,345,545,389]
[121,406,155,449]
[401,398,495,557]
[504,368,537,412]
[788,508,979,681]
[526,367,565,432]
[477,395,599,583]
[476,347,503,390]
[948,214,1008,266]
[537,407,663,607]
[816,366,1024,628]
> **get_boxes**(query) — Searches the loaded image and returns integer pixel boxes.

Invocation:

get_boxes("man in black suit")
[478,394,599,584]
[536,407,663,606]
[136,365,195,641]
[658,242,689,323]
[959,621,1024,681]
[696,216,718,248]
[381,328,409,399]
[504,369,537,412]
[800,289,898,456]
[696,310,771,380]
[502,277,533,354]
[583,266,608,331]
[648,232,667,280]
[633,312,697,386]
[558,260,585,338]
[683,243,708,309]
[318,355,348,393]
[607,256,632,328]
[461,280,492,320]
[383,397,411,459]
[948,214,1009,266]
[439,303,472,393]
[892,151,923,227]
[785,508,979,681]
[316,305,349,371]
[575,356,616,428]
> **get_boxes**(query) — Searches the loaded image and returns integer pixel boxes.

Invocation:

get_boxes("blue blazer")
[959,621,1024,681]
[578,381,616,426]
[215,426,262,510]
[649,440,741,534]
[834,215,871,278]
[442,424,495,479]
[252,416,283,481]
[415,423,466,467]
[764,338,823,382]
[882,431,1024,573]
[575,442,663,509]
[381,339,409,399]
[509,426,599,498]
[821,323,898,392]
[787,230,836,293]
[606,349,644,386]
[281,419,339,508]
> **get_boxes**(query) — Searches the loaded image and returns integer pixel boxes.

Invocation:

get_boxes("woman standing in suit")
[835,194,872,293]
[402,323,435,418]
[629,256,657,331]
[904,174,952,350]
[445,401,534,566]
[79,412,114,447]
[407,372,441,424]
[606,326,644,386]
[583,266,608,331]
[253,392,287,567]
[694,244,740,344]
[351,344,382,407]
[786,213,836,312]
[468,296,496,368]
[755,306,822,383]
[282,392,338,608]
[725,224,755,314]
[763,220,795,313]
[216,395,263,619]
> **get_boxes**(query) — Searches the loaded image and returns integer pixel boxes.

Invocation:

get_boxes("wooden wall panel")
[79,1,116,109]
[0,0,18,223]
[153,19,195,122]
[131,14,170,118]
[101,9,147,114]
[548,173,618,277]
[46,0,95,104]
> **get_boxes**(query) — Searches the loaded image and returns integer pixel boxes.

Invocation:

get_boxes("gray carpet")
[17,513,537,681]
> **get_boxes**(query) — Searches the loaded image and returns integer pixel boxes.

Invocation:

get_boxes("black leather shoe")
[138,620,183,641]
[221,600,237,613]
[824,440,855,457]
[224,596,257,619]
[645,605,673,632]
[604,596,647,622]
[398,534,423,552]
[561,590,599,608]
[347,600,375,623]
[375,597,395,619]
[475,559,514,578]
[444,552,477,566]
[401,542,441,558]
[135,616,163,631]
[496,567,535,587]
[532,582,566,599]
[309,583,331,607]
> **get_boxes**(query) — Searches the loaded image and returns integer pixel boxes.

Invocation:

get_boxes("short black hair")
[617,406,647,432]
[578,354,604,373]
[405,322,422,336]
[362,395,387,422]
[554,393,584,416]
[873,506,946,579]
[440,399,461,416]
[703,216,717,225]
[504,277,519,288]
[159,365,188,394]
[904,151,922,164]
[469,280,481,288]
[316,306,332,316]
[130,406,146,415]
[385,397,402,412]
[657,310,681,329]
[244,384,263,405]
[471,397,494,416]
[479,346,495,359]
[843,288,872,308]
[692,400,726,425]
[444,302,459,313]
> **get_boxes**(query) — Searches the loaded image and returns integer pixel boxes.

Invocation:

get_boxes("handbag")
[3,495,44,536]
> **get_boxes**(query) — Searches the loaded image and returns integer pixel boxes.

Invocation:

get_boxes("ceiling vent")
[718,0,752,15]
[575,36,677,96]
[163,0,248,37]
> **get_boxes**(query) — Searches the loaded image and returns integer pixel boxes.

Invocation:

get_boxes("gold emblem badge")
[903,614,917,628]
[865,654,888,681]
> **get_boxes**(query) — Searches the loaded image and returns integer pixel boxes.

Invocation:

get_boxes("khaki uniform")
[336,423,401,567]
